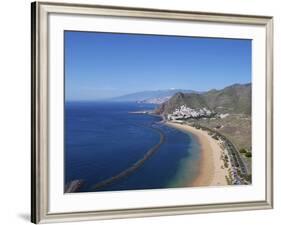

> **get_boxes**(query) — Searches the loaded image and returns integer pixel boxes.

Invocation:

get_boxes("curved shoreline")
[166,122,227,187]
[91,125,165,191]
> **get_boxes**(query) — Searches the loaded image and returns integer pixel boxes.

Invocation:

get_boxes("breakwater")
[91,125,165,191]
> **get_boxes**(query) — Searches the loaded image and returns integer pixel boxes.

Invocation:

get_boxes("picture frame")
[31,1,273,224]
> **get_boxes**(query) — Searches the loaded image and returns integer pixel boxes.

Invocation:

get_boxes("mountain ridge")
[110,89,200,102]
[156,83,251,115]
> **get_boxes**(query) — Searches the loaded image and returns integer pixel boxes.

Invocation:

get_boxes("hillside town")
[167,105,216,120]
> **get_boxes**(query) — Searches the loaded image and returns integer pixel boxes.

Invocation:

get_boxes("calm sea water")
[65,101,200,192]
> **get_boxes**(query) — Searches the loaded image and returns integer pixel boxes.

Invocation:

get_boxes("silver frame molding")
[31,1,273,224]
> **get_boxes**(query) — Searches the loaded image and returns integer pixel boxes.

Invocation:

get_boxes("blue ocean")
[65,102,200,192]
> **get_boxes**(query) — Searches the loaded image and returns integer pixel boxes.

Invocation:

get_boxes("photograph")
[30,2,273,223]
[64,31,252,193]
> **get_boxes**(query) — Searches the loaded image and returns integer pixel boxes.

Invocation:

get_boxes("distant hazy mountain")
[111,89,199,103]
[136,96,172,104]
[156,83,251,115]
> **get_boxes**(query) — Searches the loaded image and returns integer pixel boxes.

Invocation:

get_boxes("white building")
[167,105,215,120]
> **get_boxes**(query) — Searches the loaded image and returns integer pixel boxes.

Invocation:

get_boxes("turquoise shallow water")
[65,101,200,192]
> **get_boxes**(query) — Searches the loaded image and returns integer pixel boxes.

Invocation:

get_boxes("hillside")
[156,83,251,115]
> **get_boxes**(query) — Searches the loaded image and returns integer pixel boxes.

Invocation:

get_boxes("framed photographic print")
[31,1,273,223]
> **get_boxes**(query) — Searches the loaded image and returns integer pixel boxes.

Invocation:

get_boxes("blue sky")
[65,31,251,101]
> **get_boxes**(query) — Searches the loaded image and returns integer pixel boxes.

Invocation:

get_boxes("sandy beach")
[166,121,228,187]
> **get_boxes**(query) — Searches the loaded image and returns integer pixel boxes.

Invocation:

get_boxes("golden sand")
[166,122,228,187]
